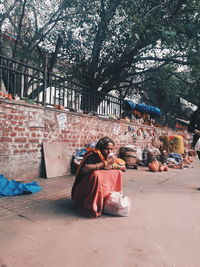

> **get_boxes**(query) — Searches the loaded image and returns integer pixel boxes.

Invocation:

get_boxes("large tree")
[55,0,200,111]
[1,0,200,115]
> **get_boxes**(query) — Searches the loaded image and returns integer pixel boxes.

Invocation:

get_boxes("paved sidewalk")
[0,161,198,222]
[0,159,200,267]
[0,175,74,221]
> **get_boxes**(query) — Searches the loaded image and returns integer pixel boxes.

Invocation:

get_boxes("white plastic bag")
[103,191,131,217]
[195,138,200,152]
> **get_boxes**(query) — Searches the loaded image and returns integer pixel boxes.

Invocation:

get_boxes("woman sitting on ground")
[71,136,125,218]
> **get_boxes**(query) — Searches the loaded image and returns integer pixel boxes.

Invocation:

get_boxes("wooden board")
[43,142,69,178]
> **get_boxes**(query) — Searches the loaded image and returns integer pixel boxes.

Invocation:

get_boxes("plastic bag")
[103,191,131,217]
[195,138,200,152]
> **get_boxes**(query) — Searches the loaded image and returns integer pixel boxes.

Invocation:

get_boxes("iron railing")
[0,54,122,117]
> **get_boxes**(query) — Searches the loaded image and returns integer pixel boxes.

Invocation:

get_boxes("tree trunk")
[80,89,104,114]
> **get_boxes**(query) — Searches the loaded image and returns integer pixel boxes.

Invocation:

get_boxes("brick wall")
[0,99,187,180]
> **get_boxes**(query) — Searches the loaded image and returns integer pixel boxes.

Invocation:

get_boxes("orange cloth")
[72,169,122,218]
[113,158,126,165]
[75,148,105,178]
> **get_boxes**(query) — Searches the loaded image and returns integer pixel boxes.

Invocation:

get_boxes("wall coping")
[0,98,172,131]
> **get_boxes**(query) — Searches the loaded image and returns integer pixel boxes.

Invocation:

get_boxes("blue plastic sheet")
[168,153,182,163]
[76,148,87,157]
[135,103,161,117]
[0,174,42,196]
[124,100,137,110]
[124,100,161,117]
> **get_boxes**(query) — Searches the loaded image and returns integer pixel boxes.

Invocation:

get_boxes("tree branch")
[0,0,20,26]
[12,0,27,59]
[89,0,122,75]
[135,56,188,65]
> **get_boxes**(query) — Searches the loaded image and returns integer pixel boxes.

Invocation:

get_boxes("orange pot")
[148,161,159,172]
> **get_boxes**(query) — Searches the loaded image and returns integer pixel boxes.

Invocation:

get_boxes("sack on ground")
[195,138,200,152]
[103,191,131,217]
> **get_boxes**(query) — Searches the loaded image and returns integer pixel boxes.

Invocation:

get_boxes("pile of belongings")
[141,145,193,172]
[119,145,142,169]
[123,100,161,118]
[71,142,96,174]
[142,146,161,167]
[148,151,168,172]
[166,152,192,168]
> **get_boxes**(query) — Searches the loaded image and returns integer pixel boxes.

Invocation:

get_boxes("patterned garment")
[71,149,123,217]
[72,169,122,218]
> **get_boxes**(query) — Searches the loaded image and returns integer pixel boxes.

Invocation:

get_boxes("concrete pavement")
[0,159,200,267]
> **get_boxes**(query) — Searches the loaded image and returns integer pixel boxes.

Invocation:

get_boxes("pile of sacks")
[119,145,142,169]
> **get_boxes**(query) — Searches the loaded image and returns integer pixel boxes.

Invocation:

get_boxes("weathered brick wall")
[0,99,188,179]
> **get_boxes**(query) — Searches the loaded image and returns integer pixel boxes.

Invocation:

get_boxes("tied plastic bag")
[103,191,131,217]
[195,138,200,152]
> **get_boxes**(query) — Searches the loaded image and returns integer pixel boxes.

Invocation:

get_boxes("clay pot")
[163,166,168,171]
[148,161,159,172]
[159,164,164,172]
[54,105,65,110]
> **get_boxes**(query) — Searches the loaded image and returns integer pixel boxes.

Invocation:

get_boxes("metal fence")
[0,54,122,117]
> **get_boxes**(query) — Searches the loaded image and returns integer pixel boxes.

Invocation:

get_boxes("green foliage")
[1,0,200,123]
[138,65,200,126]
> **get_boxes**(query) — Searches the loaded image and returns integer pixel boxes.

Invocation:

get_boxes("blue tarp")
[0,174,42,196]
[124,100,137,110]
[169,153,182,163]
[135,103,161,117]
[124,100,161,117]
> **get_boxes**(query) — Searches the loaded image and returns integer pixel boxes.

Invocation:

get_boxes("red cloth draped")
[72,169,123,218]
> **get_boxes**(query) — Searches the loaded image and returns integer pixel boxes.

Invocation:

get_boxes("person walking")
[188,104,200,159]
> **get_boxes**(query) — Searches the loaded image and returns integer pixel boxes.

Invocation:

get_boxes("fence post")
[119,91,123,118]
[43,54,48,106]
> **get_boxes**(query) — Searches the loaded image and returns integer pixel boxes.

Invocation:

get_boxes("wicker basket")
[121,151,138,169]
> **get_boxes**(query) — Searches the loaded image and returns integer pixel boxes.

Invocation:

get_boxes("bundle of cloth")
[159,135,184,154]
